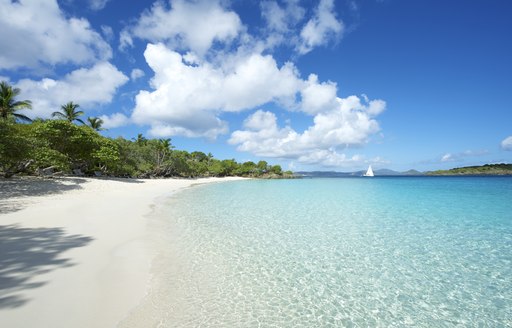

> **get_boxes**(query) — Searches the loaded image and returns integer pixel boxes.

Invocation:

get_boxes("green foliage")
[52,102,85,124]
[92,139,120,173]
[427,163,512,176]
[0,121,32,176]
[87,117,104,131]
[0,81,32,122]
[269,165,282,175]
[257,160,268,173]
[236,161,257,176]
[30,120,120,174]
[0,84,293,179]
[0,118,292,178]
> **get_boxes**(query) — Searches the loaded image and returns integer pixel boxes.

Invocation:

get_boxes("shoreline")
[0,176,246,328]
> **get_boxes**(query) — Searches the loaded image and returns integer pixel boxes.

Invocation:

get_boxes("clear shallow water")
[147,177,512,327]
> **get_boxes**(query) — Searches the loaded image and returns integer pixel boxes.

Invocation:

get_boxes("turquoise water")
[157,177,512,327]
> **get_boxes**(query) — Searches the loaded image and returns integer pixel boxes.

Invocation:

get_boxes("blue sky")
[1,0,511,172]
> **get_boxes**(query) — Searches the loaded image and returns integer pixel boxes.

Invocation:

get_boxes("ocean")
[146,177,512,327]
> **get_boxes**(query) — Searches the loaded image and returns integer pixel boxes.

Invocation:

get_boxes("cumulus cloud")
[501,136,512,151]
[16,62,128,118]
[298,0,344,54]
[0,0,111,70]
[228,95,385,166]
[260,0,305,48]
[261,0,304,33]
[123,0,383,166]
[297,150,364,167]
[300,74,338,114]
[120,0,242,56]
[131,40,386,144]
[99,113,130,129]
[148,120,229,140]
[131,43,305,138]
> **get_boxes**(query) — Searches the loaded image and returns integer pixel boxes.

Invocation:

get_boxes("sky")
[1,0,511,172]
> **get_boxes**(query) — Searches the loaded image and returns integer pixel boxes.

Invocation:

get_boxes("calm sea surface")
[154,177,512,327]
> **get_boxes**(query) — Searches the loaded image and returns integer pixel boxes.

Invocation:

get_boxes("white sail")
[363,165,374,177]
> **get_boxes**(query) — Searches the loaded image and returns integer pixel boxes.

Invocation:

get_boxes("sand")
[0,176,245,328]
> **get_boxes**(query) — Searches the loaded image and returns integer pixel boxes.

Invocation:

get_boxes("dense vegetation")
[0,81,292,179]
[427,163,512,176]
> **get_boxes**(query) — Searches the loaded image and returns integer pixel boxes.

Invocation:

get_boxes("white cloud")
[441,153,455,162]
[130,68,145,81]
[0,0,111,70]
[441,149,489,162]
[148,120,228,140]
[99,113,130,129]
[120,0,242,56]
[501,136,512,151]
[131,41,386,142]
[121,0,382,161]
[300,74,338,114]
[16,62,128,118]
[89,0,111,11]
[298,0,344,54]
[261,0,305,33]
[228,95,385,166]
[131,43,304,138]
[260,0,345,54]
[297,150,363,167]
[242,110,277,131]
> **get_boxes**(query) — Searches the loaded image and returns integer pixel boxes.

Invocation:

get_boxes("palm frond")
[87,117,105,131]
[52,111,66,119]
[0,81,33,122]
[13,113,33,122]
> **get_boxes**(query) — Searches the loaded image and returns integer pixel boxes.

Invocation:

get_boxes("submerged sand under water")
[0,176,245,328]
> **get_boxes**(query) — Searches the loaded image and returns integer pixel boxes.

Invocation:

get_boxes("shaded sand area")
[0,176,245,328]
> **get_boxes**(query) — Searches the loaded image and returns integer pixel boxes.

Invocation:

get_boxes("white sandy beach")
[0,176,245,328]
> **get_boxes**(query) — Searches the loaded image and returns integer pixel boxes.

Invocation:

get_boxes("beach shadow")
[0,178,87,214]
[97,177,145,184]
[0,224,93,309]
[0,177,146,214]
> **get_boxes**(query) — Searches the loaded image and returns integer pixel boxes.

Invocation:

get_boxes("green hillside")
[427,163,512,176]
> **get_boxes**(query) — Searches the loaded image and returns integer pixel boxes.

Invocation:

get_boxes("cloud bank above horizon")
[121,0,386,166]
[2,0,509,169]
[0,0,387,167]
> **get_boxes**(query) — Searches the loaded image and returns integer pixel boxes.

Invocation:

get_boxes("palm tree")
[0,81,32,122]
[52,101,85,124]
[158,138,172,151]
[155,138,173,168]
[87,117,104,131]
[133,133,147,145]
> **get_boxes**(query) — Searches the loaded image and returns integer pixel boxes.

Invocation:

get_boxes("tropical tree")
[31,120,120,173]
[52,101,85,124]
[257,160,268,173]
[87,117,104,131]
[0,81,32,122]
[269,164,282,175]
[154,138,173,168]
[133,133,147,146]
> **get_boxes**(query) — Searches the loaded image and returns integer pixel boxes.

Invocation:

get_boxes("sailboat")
[363,165,374,177]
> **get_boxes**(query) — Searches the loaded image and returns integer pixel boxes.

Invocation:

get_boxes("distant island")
[296,169,424,177]
[427,163,512,176]
[297,164,512,177]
